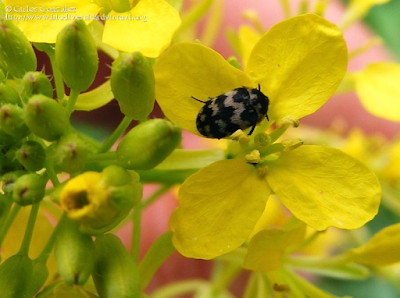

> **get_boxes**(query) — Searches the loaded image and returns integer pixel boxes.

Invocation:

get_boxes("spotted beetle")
[193,84,269,139]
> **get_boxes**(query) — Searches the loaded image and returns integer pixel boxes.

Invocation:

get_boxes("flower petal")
[246,14,348,122]
[346,223,400,266]
[243,224,306,271]
[169,159,270,259]
[4,0,102,43]
[155,43,253,135]
[102,0,181,57]
[355,62,400,122]
[267,145,381,230]
[238,25,261,69]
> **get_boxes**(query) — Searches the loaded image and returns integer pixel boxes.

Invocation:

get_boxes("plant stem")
[0,201,20,248]
[37,212,67,263]
[98,116,133,153]
[18,203,40,255]
[64,89,80,119]
[47,51,65,100]
[132,184,172,260]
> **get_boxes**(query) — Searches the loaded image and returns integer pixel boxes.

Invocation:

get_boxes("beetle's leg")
[248,124,256,135]
[266,113,269,121]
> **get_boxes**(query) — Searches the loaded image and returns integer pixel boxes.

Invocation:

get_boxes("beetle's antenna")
[191,96,207,103]
[258,83,261,91]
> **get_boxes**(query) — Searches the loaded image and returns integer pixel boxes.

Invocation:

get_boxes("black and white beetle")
[192,84,269,139]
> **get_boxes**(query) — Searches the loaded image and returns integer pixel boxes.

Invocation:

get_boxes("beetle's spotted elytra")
[192,84,269,139]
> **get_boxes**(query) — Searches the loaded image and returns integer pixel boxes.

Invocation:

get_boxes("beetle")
[192,84,269,139]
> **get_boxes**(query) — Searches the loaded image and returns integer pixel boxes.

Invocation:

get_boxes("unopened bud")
[55,219,95,285]
[92,234,139,297]
[0,104,30,138]
[111,52,155,120]
[16,141,46,172]
[1,170,25,194]
[21,72,53,101]
[0,19,37,78]
[12,173,46,206]
[24,94,67,141]
[0,254,34,297]
[55,20,98,91]
[117,119,181,170]
[0,83,21,105]
[51,133,89,173]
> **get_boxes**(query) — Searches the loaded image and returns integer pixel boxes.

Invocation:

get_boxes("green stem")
[18,203,40,255]
[86,151,118,163]
[98,116,133,153]
[0,203,21,248]
[44,159,60,186]
[210,260,242,295]
[36,212,67,263]
[47,51,65,100]
[64,89,80,119]
[132,184,172,260]
[269,123,290,143]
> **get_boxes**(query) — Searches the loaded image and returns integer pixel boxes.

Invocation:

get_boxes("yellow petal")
[238,25,261,69]
[4,0,102,43]
[169,159,270,259]
[102,0,181,57]
[347,223,400,266]
[155,43,254,135]
[267,145,381,230]
[246,14,348,122]
[355,62,400,122]
[243,224,306,271]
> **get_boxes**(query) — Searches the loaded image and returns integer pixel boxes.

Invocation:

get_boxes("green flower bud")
[13,173,46,206]
[55,20,98,91]
[0,19,37,78]
[21,71,53,101]
[60,166,142,235]
[24,94,68,141]
[117,119,182,170]
[0,254,34,298]
[0,83,21,105]
[27,260,48,297]
[55,219,95,285]
[50,133,89,173]
[16,141,46,171]
[0,104,30,138]
[1,170,25,194]
[92,234,139,298]
[1,148,24,174]
[111,52,155,120]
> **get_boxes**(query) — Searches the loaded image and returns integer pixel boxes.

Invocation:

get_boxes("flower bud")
[55,20,98,91]
[27,260,49,297]
[1,170,25,194]
[111,52,155,120]
[55,219,95,285]
[24,94,67,141]
[0,19,37,78]
[60,166,142,235]
[13,173,46,206]
[21,72,53,102]
[0,104,30,138]
[0,83,21,105]
[0,254,34,297]
[50,133,89,173]
[92,234,139,298]
[116,119,181,170]
[16,141,46,171]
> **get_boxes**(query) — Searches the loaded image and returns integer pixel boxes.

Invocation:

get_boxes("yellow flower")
[155,14,381,259]
[4,0,181,57]
[60,166,142,234]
